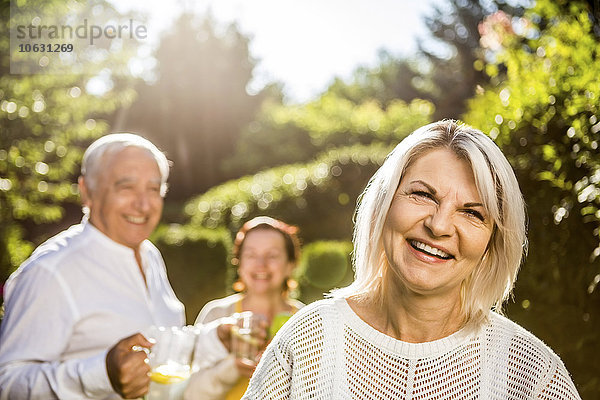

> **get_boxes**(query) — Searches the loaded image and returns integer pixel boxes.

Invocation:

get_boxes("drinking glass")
[146,325,197,400]
[230,312,264,365]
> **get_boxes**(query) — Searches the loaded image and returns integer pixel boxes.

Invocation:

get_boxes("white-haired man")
[0,134,227,399]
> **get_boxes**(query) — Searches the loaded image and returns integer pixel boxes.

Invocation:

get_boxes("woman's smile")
[407,239,454,260]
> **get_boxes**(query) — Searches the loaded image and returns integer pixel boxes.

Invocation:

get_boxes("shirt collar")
[81,216,151,259]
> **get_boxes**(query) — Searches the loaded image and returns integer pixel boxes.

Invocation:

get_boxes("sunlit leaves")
[466,1,600,233]
[226,93,433,177]
[0,0,138,279]
[274,94,433,146]
[465,2,600,393]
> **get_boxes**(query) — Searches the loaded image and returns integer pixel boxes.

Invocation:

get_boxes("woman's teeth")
[410,240,452,259]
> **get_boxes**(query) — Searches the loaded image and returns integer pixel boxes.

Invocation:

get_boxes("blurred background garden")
[1,0,599,397]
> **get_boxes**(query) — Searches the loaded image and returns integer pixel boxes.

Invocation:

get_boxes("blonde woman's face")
[238,229,293,295]
[382,148,494,300]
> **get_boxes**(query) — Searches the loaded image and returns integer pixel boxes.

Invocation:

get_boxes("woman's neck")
[349,287,466,343]
[241,291,290,321]
[391,293,465,342]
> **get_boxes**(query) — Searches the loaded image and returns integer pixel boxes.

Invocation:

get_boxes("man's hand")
[105,333,154,399]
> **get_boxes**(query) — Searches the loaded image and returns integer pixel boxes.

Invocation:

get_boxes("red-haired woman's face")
[238,229,294,295]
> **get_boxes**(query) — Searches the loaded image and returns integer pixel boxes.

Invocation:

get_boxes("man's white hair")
[81,133,170,197]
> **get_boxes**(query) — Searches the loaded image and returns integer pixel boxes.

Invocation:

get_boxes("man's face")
[81,146,164,250]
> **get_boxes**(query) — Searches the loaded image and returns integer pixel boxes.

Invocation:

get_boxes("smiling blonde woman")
[242,120,581,400]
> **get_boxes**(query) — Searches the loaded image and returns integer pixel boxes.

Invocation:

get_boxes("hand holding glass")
[230,312,265,366]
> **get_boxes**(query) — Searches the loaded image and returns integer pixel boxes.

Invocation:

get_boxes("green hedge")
[152,224,232,324]
[295,240,354,304]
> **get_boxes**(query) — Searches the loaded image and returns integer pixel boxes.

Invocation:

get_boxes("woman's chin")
[246,282,279,295]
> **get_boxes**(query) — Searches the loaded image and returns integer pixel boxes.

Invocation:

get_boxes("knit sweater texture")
[243,297,581,399]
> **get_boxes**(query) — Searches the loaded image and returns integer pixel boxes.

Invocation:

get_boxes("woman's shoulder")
[195,293,242,324]
[287,297,306,312]
[486,312,566,369]
[291,297,337,316]
[277,298,340,332]
[488,313,553,350]
[485,312,579,397]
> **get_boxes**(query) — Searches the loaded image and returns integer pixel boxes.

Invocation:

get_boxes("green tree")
[323,1,526,120]
[326,50,425,107]
[120,13,270,200]
[465,0,600,395]
[0,0,138,292]
[420,0,526,119]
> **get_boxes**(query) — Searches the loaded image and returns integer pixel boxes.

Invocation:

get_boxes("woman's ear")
[286,261,295,277]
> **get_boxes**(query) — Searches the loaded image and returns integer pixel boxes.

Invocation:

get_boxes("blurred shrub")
[184,143,394,241]
[151,223,232,324]
[224,94,433,176]
[298,241,353,288]
[295,241,354,304]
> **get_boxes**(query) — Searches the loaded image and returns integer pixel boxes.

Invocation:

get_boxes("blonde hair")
[333,120,527,328]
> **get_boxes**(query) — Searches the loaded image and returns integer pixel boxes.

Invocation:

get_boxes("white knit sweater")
[243,298,581,399]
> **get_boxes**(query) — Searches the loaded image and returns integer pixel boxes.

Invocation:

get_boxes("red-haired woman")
[184,216,303,400]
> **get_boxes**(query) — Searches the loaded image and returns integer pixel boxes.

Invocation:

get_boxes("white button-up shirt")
[0,220,186,399]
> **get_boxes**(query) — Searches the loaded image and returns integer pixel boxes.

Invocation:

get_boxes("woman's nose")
[247,254,268,266]
[423,206,455,237]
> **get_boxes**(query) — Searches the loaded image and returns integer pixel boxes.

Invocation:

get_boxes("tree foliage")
[225,92,433,176]
[120,13,270,200]
[420,0,526,119]
[0,0,138,287]
[326,51,425,107]
[464,0,600,395]
[325,1,526,120]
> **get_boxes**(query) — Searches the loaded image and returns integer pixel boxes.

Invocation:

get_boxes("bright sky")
[110,0,445,103]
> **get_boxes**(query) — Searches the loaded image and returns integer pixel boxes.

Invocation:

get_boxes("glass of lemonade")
[146,326,197,400]
[230,312,264,365]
